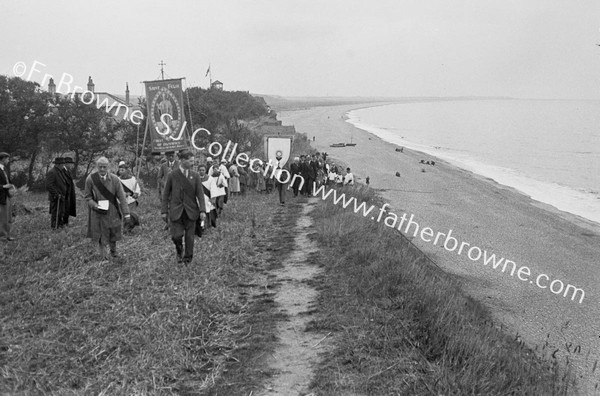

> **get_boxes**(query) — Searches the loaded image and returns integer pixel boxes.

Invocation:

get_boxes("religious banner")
[264,135,293,168]
[144,78,189,152]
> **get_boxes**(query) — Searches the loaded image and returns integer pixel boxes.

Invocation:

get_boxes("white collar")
[0,164,4,170]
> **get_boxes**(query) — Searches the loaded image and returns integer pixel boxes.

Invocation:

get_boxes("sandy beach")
[279,103,600,394]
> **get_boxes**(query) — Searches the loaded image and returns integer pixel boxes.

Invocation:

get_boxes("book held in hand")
[97,200,109,214]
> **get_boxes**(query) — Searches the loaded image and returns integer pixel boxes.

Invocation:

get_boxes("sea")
[346,99,600,225]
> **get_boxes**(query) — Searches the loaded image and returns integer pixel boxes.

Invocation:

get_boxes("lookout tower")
[211,80,223,91]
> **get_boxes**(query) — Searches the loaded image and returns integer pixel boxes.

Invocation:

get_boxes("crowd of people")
[288,152,354,198]
[0,149,359,263]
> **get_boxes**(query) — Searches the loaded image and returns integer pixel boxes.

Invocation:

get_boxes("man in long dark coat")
[289,156,301,197]
[0,152,15,241]
[161,149,207,265]
[61,157,77,226]
[46,157,69,229]
[84,157,131,259]
[300,155,311,196]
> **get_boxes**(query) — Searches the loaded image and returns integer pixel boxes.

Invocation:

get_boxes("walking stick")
[54,195,61,230]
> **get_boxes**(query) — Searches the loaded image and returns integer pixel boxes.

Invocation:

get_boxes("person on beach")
[84,157,131,260]
[161,149,207,265]
[0,152,15,241]
[118,161,141,232]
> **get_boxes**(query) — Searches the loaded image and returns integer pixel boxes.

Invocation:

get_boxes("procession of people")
[0,147,358,261]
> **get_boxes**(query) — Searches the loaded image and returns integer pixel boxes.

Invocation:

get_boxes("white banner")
[265,136,293,168]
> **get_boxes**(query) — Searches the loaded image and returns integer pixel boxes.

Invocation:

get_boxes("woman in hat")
[0,152,16,241]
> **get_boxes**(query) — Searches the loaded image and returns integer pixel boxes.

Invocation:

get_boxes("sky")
[2,0,600,99]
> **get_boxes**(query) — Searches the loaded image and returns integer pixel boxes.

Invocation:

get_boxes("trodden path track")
[257,201,329,396]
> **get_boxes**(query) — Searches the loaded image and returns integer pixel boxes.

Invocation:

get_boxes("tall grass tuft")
[309,185,576,395]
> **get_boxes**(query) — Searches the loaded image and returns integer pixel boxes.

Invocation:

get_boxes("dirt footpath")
[257,201,330,396]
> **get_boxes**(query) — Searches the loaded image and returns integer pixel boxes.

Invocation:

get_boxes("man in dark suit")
[289,156,301,197]
[273,154,290,205]
[161,149,207,265]
[46,157,69,229]
[307,155,318,195]
[157,151,178,199]
[61,157,77,226]
[299,155,311,196]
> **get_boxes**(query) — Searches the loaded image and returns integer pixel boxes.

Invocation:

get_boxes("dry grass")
[0,187,291,395]
[307,184,577,395]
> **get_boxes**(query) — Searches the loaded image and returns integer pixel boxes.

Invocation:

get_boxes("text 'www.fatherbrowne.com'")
[312,183,585,304]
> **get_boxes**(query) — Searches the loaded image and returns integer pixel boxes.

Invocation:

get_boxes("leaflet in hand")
[97,200,109,211]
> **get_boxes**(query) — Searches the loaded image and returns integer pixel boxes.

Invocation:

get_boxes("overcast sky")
[2,0,600,99]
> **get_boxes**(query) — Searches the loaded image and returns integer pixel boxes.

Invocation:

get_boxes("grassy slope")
[0,188,293,395]
[307,184,576,395]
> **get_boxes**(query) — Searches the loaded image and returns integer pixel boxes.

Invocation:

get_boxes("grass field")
[0,179,578,395]
[307,184,576,395]
[0,187,293,395]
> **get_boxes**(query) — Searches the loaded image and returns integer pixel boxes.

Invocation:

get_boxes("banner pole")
[135,123,140,168]
[184,78,194,150]
[137,121,149,182]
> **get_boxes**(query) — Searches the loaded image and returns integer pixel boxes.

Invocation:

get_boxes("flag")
[205,65,210,77]
[265,136,293,168]
[144,78,189,153]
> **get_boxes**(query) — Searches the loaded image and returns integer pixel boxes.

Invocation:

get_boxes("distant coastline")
[260,94,514,112]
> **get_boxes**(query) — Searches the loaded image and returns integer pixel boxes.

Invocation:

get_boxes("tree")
[184,86,269,158]
[0,75,53,184]
[45,95,120,178]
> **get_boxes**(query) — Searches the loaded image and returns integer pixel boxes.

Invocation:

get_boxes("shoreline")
[279,103,600,393]
[345,102,600,232]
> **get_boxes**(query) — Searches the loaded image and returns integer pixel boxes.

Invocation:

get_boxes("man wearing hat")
[0,152,15,241]
[46,157,70,229]
[157,151,178,200]
[61,157,77,226]
[161,149,206,265]
[84,157,131,260]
